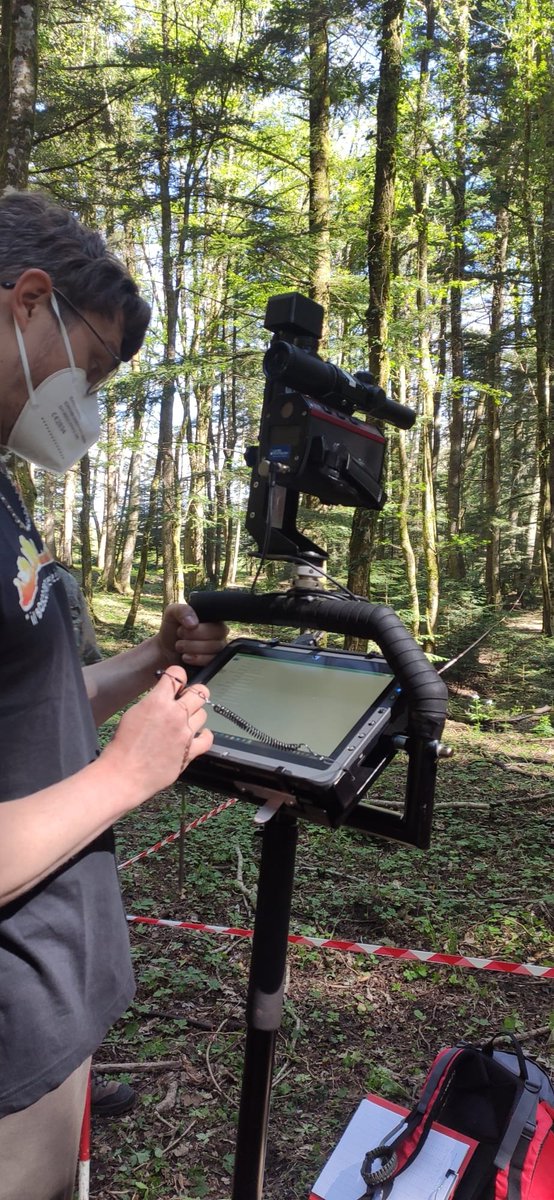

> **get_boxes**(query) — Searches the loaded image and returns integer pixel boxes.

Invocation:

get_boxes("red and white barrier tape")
[118,798,238,870]
[126,915,554,980]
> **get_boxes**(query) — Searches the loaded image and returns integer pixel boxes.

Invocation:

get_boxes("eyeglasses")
[1,280,122,392]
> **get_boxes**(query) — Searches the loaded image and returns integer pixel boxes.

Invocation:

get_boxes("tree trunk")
[183,383,210,592]
[347,0,405,611]
[122,458,161,634]
[0,0,39,191]
[396,421,420,635]
[118,399,145,594]
[308,0,331,346]
[485,203,509,609]
[61,467,76,566]
[79,454,94,607]
[522,47,553,634]
[156,0,183,608]
[446,0,469,581]
[432,291,448,481]
[101,395,119,589]
[41,472,57,558]
[414,0,439,649]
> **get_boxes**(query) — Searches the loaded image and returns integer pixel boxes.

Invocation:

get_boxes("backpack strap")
[358,1046,467,1196]
[494,1080,541,1170]
[415,1046,465,1113]
[482,1033,528,1081]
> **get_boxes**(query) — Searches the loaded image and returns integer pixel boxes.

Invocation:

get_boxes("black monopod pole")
[231,808,299,1200]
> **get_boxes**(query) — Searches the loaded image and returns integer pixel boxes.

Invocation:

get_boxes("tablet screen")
[205,648,394,760]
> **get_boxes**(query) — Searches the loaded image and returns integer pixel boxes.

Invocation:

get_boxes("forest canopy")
[1,0,552,644]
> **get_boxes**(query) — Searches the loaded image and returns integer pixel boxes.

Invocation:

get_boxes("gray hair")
[0,191,150,360]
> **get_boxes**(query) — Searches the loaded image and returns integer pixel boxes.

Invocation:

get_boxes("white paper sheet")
[311,1095,474,1200]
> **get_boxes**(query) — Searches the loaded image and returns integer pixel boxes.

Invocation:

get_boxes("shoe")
[90,1071,135,1117]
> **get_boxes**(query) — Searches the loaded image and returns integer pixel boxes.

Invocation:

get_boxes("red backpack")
[360,1035,554,1199]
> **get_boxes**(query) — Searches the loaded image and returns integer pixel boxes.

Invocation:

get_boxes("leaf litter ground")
[90,611,553,1200]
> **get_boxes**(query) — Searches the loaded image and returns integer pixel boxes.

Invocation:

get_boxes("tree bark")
[347,0,405,610]
[79,454,94,607]
[61,466,76,566]
[122,458,161,634]
[41,471,57,558]
[0,0,39,191]
[396,420,420,635]
[446,0,469,581]
[414,0,439,649]
[308,0,331,347]
[101,394,119,589]
[522,41,553,634]
[485,203,509,609]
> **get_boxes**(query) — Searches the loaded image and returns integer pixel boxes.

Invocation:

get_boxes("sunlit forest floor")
[88,584,553,1199]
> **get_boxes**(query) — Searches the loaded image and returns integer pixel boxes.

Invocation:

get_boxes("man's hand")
[84,601,227,728]
[157,602,228,669]
[103,667,213,799]
[0,669,214,906]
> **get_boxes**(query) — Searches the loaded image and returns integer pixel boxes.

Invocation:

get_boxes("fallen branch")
[156,1075,179,1113]
[481,705,552,730]
[235,843,256,909]
[93,1059,182,1073]
[371,799,490,811]
[487,758,552,779]
[133,1008,227,1031]
[165,1119,196,1157]
[492,1027,551,1046]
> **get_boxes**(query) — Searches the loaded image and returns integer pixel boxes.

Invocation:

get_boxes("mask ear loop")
[12,318,37,407]
[13,292,79,408]
[50,293,79,376]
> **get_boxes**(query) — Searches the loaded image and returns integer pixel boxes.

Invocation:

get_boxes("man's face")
[0,274,124,444]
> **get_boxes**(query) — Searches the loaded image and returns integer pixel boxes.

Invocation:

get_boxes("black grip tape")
[190,590,447,741]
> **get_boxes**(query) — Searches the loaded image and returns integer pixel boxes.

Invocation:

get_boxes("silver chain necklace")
[0,464,33,531]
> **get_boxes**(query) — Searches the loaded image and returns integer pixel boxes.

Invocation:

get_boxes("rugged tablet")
[186,637,405,826]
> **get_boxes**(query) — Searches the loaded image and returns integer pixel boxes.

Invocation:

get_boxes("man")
[0,191,226,1200]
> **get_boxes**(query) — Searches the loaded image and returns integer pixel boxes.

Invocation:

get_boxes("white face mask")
[7,294,101,474]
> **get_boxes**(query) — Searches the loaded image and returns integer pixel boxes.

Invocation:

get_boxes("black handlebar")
[189,589,447,742]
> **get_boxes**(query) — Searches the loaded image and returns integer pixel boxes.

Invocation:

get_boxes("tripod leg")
[232,810,299,1200]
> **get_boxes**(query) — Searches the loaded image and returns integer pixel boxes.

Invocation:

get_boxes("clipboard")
[309,1092,477,1200]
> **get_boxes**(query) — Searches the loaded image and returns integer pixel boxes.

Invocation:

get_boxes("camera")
[245,292,416,561]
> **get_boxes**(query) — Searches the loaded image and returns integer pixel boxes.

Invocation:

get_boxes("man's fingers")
[185,706,209,735]
[154,672,210,711]
[179,685,210,713]
[184,726,214,765]
[176,620,226,641]
[175,621,228,661]
[155,666,187,695]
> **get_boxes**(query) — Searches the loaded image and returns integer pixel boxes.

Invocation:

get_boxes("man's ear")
[10,270,53,329]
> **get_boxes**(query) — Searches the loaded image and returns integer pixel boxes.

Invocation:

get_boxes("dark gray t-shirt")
[0,468,135,1116]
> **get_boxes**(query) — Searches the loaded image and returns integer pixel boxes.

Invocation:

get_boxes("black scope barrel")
[264,341,416,430]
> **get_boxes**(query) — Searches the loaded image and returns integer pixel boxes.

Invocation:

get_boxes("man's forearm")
[0,756,139,906]
[0,666,212,907]
[83,634,167,724]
